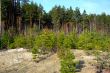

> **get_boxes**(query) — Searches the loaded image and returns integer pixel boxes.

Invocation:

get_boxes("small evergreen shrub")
[8,43,16,49]
[77,31,94,50]
[0,32,11,49]
[68,32,78,49]
[25,35,35,49]
[32,47,38,60]
[99,36,110,51]
[57,31,65,49]
[60,48,76,73]
[63,35,73,49]
[57,32,66,58]
[13,35,26,48]
[61,59,76,73]
[32,29,56,54]
[57,32,76,73]
[78,31,110,51]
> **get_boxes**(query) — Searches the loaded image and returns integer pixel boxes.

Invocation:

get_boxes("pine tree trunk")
[30,15,32,28]
[90,22,91,32]
[39,19,40,30]
[0,0,1,35]
[17,16,21,33]
[1,21,5,35]
[76,23,77,34]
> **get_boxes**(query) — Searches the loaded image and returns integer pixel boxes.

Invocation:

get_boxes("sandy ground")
[0,48,60,73]
[72,49,97,73]
[0,48,98,73]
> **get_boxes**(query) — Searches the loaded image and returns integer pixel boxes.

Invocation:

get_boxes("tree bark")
[30,15,32,28]
[0,0,1,35]
[39,19,40,30]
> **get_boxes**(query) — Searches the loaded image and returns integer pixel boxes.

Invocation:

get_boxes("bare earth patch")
[72,49,97,73]
[0,48,98,73]
[0,48,60,73]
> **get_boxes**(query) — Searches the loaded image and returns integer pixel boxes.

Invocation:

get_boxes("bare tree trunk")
[0,0,1,35]
[17,16,21,33]
[90,22,91,32]
[19,17,21,33]
[39,19,40,30]
[82,22,85,33]
[93,16,96,31]
[76,23,78,34]
[30,15,32,28]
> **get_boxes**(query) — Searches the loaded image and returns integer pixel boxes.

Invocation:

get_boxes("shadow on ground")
[75,60,85,72]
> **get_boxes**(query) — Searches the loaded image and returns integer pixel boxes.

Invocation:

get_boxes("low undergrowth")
[57,32,76,73]
[1,29,110,73]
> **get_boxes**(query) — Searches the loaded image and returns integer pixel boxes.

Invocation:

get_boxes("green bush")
[0,32,11,49]
[25,35,35,49]
[68,32,78,49]
[57,32,76,73]
[57,32,65,58]
[60,48,76,73]
[57,31,77,58]
[61,59,75,73]
[63,32,78,49]
[32,29,56,54]
[63,35,72,49]
[93,33,110,51]
[104,37,110,51]
[77,32,94,50]
[8,43,16,49]
[77,31,110,51]
[8,34,35,49]
[57,32,65,49]
[13,35,26,48]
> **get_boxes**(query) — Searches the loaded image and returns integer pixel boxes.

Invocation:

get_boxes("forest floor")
[0,48,97,73]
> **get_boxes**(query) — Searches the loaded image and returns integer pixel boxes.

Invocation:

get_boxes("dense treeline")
[1,0,110,51]
[1,0,110,35]
[1,0,110,52]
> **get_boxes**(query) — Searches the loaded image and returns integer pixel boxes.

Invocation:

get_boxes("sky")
[30,0,110,15]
